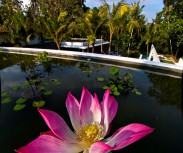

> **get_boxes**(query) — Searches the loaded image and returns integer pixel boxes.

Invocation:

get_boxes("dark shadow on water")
[0,75,1,113]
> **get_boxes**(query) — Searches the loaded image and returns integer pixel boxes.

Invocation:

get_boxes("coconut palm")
[127,2,144,56]
[100,0,129,54]
[79,7,106,53]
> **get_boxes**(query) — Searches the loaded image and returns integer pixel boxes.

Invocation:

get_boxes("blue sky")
[85,0,164,22]
[23,0,164,22]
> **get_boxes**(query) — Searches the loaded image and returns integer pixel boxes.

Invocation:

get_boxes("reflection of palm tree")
[147,73,182,109]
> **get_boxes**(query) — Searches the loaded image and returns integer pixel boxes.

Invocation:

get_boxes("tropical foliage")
[0,0,182,58]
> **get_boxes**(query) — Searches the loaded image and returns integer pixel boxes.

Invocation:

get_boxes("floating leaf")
[3,57,7,61]
[42,82,49,86]
[2,91,9,97]
[113,91,120,96]
[97,77,105,82]
[51,79,61,85]
[40,86,45,91]
[2,97,13,104]
[136,91,142,95]
[109,67,119,75]
[12,86,20,91]
[32,100,45,108]
[13,104,26,111]
[102,85,109,90]
[23,83,30,89]
[110,84,116,90]
[118,84,124,90]
[16,98,27,104]
[82,70,93,73]
[43,90,53,96]
[30,78,40,84]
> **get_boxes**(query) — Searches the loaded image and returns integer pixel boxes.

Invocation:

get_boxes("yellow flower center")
[76,122,105,151]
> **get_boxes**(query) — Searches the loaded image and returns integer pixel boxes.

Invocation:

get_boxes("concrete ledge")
[1,47,182,78]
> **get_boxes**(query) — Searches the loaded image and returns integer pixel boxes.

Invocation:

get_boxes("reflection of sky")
[1,65,26,91]
[1,56,183,153]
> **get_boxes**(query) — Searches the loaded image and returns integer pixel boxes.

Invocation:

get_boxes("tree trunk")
[127,29,133,56]
[146,44,149,56]
[92,43,94,53]
[101,35,103,54]
[55,40,60,50]
[169,38,173,55]
[108,33,113,54]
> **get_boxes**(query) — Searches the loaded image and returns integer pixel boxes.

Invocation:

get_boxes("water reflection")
[1,52,183,153]
[147,73,182,109]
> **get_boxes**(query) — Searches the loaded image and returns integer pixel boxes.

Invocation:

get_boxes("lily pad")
[13,104,26,111]
[40,86,45,91]
[2,97,13,104]
[113,91,120,96]
[51,79,61,85]
[109,67,119,75]
[43,90,53,96]
[23,83,30,90]
[102,85,109,90]
[3,57,7,61]
[2,91,9,97]
[135,91,142,95]
[32,100,45,108]
[16,98,27,104]
[42,82,49,86]
[82,70,93,73]
[12,86,20,91]
[97,77,105,82]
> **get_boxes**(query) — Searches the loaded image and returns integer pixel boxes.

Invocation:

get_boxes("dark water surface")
[0,53,183,153]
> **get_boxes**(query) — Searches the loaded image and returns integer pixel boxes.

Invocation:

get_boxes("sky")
[22,0,164,22]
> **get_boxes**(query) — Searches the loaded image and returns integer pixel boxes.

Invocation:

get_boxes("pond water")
[0,52,183,153]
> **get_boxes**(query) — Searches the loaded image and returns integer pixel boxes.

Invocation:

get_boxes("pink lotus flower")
[16,87,154,153]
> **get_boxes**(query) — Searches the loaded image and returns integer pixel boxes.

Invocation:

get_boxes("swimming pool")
[0,52,182,153]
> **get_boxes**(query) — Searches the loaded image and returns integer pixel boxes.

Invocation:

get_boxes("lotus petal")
[38,109,76,142]
[80,87,101,125]
[66,92,80,131]
[105,123,154,150]
[15,135,83,153]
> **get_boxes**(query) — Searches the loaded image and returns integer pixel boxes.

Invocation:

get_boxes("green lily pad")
[32,100,45,108]
[2,97,13,104]
[3,57,7,61]
[135,91,142,95]
[102,85,109,90]
[30,78,40,84]
[2,91,9,97]
[23,83,30,90]
[97,77,105,82]
[82,70,93,73]
[43,90,53,96]
[40,86,45,91]
[51,79,61,85]
[13,104,26,111]
[109,67,119,75]
[113,91,120,96]
[42,82,49,86]
[16,98,27,104]
[12,86,20,91]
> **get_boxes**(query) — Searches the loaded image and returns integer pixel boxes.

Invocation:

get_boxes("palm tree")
[100,0,129,54]
[127,2,144,56]
[144,23,154,56]
[162,0,174,55]
[80,8,106,52]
